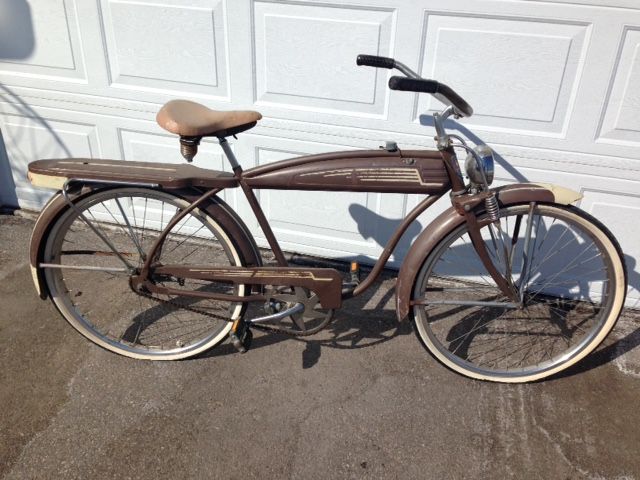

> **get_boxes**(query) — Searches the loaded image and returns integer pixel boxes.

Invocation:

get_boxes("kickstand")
[229,317,252,354]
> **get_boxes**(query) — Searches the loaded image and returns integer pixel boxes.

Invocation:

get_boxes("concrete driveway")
[1,213,639,479]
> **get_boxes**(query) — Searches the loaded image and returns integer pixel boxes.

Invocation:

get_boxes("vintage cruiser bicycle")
[26,55,627,382]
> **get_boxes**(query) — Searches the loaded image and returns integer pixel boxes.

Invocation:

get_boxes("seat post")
[218,137,242,172]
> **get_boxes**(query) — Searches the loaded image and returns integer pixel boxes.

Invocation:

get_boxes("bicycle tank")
[242,149,451,194]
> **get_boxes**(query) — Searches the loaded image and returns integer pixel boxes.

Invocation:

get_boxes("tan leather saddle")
[156,99,262,138]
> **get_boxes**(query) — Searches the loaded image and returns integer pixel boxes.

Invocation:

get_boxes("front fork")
[442,144,534,305]
[464,209,520,302]
[459,197,538,305]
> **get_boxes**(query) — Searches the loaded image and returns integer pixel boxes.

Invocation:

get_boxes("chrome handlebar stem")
[431,106,492,191]
[433,105,455,150]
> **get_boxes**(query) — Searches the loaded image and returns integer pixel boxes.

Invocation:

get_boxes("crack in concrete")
[530,413,593,479]
[612,320,640,379]
[614,355,640,379]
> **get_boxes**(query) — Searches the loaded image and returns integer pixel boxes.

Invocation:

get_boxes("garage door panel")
[416,12,589,135]
[0,0,86,82]
[99,0,229,99]
[580,190,640,307]
[0,113,100,209]
[253,1,395,116]
[485,143,640,183]
[598,27,640,146]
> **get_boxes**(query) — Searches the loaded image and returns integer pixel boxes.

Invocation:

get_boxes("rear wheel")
[411,203,626,382]
[43,187,247,360]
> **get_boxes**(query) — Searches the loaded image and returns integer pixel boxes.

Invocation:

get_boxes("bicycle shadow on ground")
[199,266,412,369]
[554,254,640,381]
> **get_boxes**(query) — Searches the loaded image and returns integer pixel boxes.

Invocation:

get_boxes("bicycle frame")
[126,98,533,310]
[28,105,566,312]
[129,143,455,308]
[28,101,582,320]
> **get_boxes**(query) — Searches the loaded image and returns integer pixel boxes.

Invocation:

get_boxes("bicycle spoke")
[165,224,207,255]
[114,197,146,258]
[77,207,135,269]
[527,229,578,278]
[141,197,149,244]
[526,245,602,304]
[40,263,129,273]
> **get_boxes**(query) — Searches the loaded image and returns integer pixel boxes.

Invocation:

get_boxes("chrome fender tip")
[532,183,582,205]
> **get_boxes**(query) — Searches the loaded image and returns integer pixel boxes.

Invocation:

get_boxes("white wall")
[0,0,639,305]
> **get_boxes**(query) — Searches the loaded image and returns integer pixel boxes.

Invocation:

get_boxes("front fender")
[395,183,581,321]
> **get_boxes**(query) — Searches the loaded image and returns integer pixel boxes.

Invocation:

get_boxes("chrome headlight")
[464,144,494,186]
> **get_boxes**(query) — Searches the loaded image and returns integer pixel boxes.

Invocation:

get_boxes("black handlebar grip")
[388,76,438,94]
[356,54,395,69]
[388,76,474,117]
[436,83,474,117]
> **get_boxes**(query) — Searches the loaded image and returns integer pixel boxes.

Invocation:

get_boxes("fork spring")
[485,194,500,222]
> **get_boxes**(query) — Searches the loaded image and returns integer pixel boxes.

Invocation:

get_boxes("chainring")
[258,287,334,336]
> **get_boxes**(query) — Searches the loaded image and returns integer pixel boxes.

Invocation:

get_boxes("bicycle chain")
[134,286,233,322]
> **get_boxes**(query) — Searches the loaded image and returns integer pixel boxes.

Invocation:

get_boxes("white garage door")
[1,0,639,306]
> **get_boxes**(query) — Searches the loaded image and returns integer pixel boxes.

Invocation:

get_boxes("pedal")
[350,261,361,285]
[229,318,252,353]
[341,262,361,297]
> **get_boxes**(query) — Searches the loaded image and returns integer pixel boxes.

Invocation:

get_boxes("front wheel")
[411,203,626,383]
[43,187,248,360]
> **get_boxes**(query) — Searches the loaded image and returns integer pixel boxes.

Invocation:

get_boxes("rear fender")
[29,192,73,298]
[395,183,581,321]
[29,187,261,299]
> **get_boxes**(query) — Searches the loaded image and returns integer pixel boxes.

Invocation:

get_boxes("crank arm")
[249,302,304,324]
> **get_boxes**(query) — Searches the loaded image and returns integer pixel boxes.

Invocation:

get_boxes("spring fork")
[484,193,499,223]
[485,193,518,291]
[518,202,537,304]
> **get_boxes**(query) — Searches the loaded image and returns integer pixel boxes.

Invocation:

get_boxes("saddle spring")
[179,136,201,162]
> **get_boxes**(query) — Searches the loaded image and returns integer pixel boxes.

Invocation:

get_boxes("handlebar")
[357,54,474,118]
[356,54,395,69]
[388,76,474,118]
[387,76,438,94]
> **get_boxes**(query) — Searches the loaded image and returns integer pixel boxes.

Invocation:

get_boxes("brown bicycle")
[26,55,627,382]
